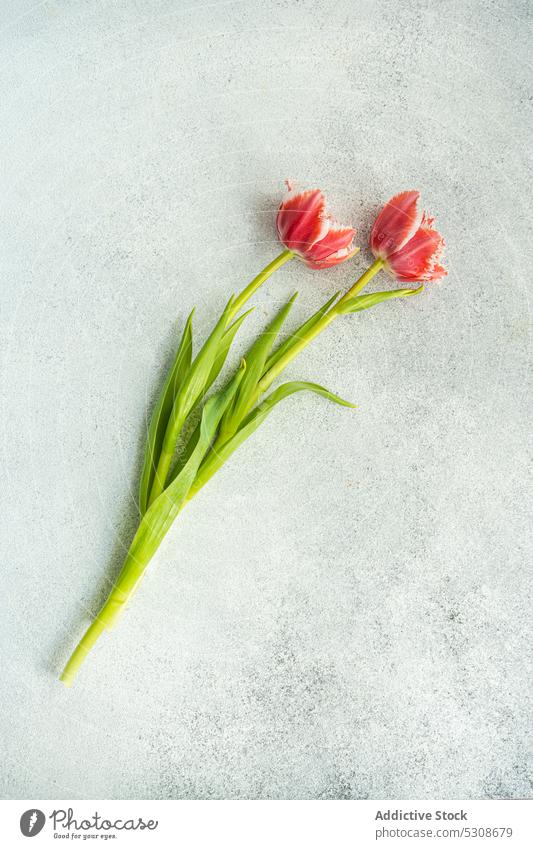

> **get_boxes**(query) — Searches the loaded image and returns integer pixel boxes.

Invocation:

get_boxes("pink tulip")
[276,184,357,269]
[370,191,446,282]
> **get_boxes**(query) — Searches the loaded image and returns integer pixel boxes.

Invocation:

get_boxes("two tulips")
[61,186,446,685]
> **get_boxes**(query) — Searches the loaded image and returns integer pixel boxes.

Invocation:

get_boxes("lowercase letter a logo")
[20,810,45,837]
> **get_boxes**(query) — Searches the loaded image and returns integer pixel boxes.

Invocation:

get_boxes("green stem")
[59,589,127,687]
[60,542,152,686]
[335,257,384,308]
[60,617,106,687]
[147,411,187,506]
[258,258,383,395]
[228,249,294,321]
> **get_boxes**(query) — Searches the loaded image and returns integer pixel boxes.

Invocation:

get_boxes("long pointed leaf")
[139,309,194,515]
[339,286,424,314]
[173,294,236,422]
[190,380,355,498]
[204,307,253,391]
[108,364,246,621]
[148,294,238,506]
[219,293,298,439]
[155,308,253,494]
[262,291,339,376]
[164,308,256,486]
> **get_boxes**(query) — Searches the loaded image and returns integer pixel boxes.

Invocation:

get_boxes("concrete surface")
[1,0,531,800]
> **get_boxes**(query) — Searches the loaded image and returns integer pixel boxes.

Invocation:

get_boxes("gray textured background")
[1,0,531,800]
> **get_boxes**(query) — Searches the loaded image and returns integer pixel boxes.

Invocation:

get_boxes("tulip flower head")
[370,191,446,282]
[276,183,357,269]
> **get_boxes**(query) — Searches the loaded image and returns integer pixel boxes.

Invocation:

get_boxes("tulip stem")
[335,257,383,308]
[60,535,156,685]
[229,249,294,320]
[60,616,107,686]
[258,258,384,394]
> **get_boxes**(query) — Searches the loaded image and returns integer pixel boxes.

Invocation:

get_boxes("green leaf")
[148,295,240,506]
[204,307,253,391]
[166,310,253,487]
[138,309,194,515]
[339,285,424,314]
[166,308,265,487]
[190,380,355,498]
[173,294,236,423]
[166,418,202,486]
[219,293,298,439]
[262,291,340,376]
[107,364,246,623]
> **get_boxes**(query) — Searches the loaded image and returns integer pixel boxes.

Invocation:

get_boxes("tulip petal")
[276,189,328,253]
[306,246,358,269]
[304,225,356,268]
[387,214,446,282]
[370,190,422,258]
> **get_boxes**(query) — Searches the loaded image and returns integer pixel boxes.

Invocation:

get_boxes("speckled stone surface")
[1,0,531,800]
